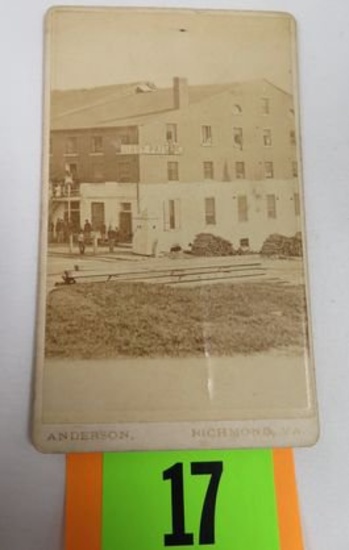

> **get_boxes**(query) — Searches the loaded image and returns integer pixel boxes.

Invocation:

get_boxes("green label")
[102,449,280,550]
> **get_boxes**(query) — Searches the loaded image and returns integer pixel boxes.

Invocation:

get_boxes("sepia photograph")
[33,7,318,452]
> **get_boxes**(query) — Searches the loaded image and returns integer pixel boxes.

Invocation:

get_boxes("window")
[236,161,246,179]
[294,193,300,216]
[164,199,180,230]
[267,194,277,219]
[119,134,131,145]
[238,195,248,222]
[233,127,243,150]
[240,238,250,248]
[203,161,214,180]
[292,161,298,177]
[65,136,78,154]
[265,161,274,179]
[166,123,178,143]
[92,161,104,182]
[261,98,270,115]
[201,125,212,145]
[114,131,136,149]
[263,129,272,147]
[63,201,80,232]
[290,130,296,145]
[121,202,132,212]
[115,127,138,146]
[67,163,78,181]
[233,104,242,115]
[205,197,216,225]
[118,161,132,182]
[167,161,179,181]
[116,133,132,150]
[91,202,105,232]
[91,136,103,154]
[169,200,176,229]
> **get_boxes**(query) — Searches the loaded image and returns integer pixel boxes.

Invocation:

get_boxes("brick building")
[49,77,302,252]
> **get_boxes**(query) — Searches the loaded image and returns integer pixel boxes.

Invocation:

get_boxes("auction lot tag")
[65,449,303,550]
[103,450,278,550]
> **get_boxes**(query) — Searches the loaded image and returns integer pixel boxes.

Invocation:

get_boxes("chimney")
[173,77,189,110]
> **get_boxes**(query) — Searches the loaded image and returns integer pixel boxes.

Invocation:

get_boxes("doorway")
[119,202,133,243]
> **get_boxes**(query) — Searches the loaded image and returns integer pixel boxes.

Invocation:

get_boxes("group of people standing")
[48,217,119,254]
[77,220,119,255]
[49,218,73,243]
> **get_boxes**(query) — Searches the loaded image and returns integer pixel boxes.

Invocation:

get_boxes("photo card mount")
[33,7,319,452]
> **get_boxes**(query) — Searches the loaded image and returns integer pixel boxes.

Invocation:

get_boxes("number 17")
[163,461,223,546]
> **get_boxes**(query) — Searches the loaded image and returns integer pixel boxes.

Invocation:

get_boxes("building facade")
[49,77,301,252]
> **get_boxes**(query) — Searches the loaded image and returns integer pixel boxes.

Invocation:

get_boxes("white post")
[67,180,73,254]
[93,231,98,255]
[64,165,74,254]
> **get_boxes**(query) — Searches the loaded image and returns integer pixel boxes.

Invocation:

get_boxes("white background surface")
[1,1,348,549]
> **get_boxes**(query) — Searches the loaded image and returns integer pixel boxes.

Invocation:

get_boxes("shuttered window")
[203,162,214,180]
[267,194,277,219]
[205,197,216,225]
[167,162,179,181]
[236,162,246,179]
[265,161,274,179]
[238,195,248,222]
[163,199,181,230]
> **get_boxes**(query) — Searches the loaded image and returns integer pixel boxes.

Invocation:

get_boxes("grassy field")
[45,281,308,358]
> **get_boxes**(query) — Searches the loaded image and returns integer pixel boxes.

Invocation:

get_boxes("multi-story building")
[49,77,301,252]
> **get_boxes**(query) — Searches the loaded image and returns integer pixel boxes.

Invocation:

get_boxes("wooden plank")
[62,262,265,284]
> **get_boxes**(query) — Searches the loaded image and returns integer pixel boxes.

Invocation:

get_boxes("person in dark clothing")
[77,230,85,254]
[56,218,64,243]
[83,219,92,245]
[100,223,107,243]
[108,225,119,253]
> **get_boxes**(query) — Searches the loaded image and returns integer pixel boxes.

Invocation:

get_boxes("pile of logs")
[260,233,303,257]
[191,233,234,256]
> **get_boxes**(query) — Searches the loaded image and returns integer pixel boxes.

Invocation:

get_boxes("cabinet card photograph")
[33,7,319,452]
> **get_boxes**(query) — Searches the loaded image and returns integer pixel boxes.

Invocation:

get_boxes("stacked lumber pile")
[191,233,234,256]
[260,232,303,257]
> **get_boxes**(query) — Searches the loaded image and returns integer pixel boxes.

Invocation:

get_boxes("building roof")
[51,79,291,131]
